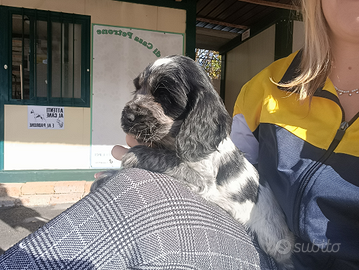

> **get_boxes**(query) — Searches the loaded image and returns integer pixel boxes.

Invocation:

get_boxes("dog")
[107,55,294,268]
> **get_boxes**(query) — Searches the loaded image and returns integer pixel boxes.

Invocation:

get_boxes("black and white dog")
[116,55,294,268]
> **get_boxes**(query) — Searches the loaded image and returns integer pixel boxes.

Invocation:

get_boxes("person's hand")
[94,134,140,179]
[111,134,140,161]
[111,145,130,161]
[125,134,140,147]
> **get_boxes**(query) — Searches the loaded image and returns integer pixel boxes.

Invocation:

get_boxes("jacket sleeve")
[230,114,259,165]
[230,74,267,165]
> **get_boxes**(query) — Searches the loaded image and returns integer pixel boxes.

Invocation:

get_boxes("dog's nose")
[126,113,135,122]
[122,104,137,123]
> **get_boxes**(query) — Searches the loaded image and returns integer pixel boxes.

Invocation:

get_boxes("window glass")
[51,22,82,98]
[61,23,82,99]
[73,23,82,99]
[51,21,62,98]
[36,20,48,98]
[9,9,89,106]
[12,14,30,99]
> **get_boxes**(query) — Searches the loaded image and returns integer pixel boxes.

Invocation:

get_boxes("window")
[195,49,222,80]
[195,49,222,96]
[9,8,90,106]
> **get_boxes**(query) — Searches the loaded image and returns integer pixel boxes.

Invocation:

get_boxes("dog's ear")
[176,75,232,162]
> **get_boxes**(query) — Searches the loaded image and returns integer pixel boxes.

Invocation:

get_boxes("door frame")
[0,6,10,170]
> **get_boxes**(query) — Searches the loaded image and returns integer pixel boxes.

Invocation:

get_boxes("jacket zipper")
[277,52,359,235]
[293,107,359,236]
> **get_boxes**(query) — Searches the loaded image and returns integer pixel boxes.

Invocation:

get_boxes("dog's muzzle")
[121,103,159,141]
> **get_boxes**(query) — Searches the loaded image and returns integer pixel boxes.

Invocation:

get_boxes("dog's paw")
[261,234,294,269]
[246,183,295,269]
[274,239,294,269]
[251,211,295,269]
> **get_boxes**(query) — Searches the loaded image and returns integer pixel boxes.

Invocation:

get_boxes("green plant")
[195,49,222,80]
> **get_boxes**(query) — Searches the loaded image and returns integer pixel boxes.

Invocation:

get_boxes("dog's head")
[121,55,232,162]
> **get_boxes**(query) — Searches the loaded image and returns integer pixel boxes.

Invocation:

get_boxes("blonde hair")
[278,0,332,100]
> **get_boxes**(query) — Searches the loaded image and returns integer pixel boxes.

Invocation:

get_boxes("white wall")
[4,105,91,170]
[225,25,276,116]
[293,20,304,52]
[0,0,186,34]
[224,21,305,116]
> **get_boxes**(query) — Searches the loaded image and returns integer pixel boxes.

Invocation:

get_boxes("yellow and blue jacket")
[234,51,359,269]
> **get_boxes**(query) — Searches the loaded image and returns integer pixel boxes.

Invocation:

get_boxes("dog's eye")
[154,87,173,107]
[153,85,172,102]
[154,87,168,97]
[153,85,186,118]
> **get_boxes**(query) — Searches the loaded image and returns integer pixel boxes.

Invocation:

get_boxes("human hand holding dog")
[94,134,140,179]
[111,134,140,161]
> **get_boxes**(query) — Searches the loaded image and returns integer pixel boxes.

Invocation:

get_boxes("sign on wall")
[91,24,184,168]
[28,106,64,129]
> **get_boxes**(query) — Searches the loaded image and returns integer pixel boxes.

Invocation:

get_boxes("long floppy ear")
[176,80,232,162]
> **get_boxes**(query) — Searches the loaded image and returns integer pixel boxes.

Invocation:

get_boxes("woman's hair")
[278,0,332,100]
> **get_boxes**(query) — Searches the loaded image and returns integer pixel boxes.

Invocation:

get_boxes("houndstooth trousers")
[0,168,278,270]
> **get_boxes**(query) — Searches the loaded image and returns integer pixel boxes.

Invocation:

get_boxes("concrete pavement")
[0,203,74,255]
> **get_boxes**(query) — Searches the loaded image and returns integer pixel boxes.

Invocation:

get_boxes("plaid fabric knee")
[0,168,278,270]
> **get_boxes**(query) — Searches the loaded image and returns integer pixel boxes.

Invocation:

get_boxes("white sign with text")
[91,24,184,168]
[28,106,64,129]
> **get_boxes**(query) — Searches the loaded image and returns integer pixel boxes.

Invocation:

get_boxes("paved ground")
[0,203,74,255]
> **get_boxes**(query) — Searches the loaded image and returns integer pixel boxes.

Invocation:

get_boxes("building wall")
[0,0,186,34]
[224,21,304,116]
[0,0,187,206]
[4,105,91,170]
[225,26,276,116]
[293,20,304,53]
[1,0,186,171]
